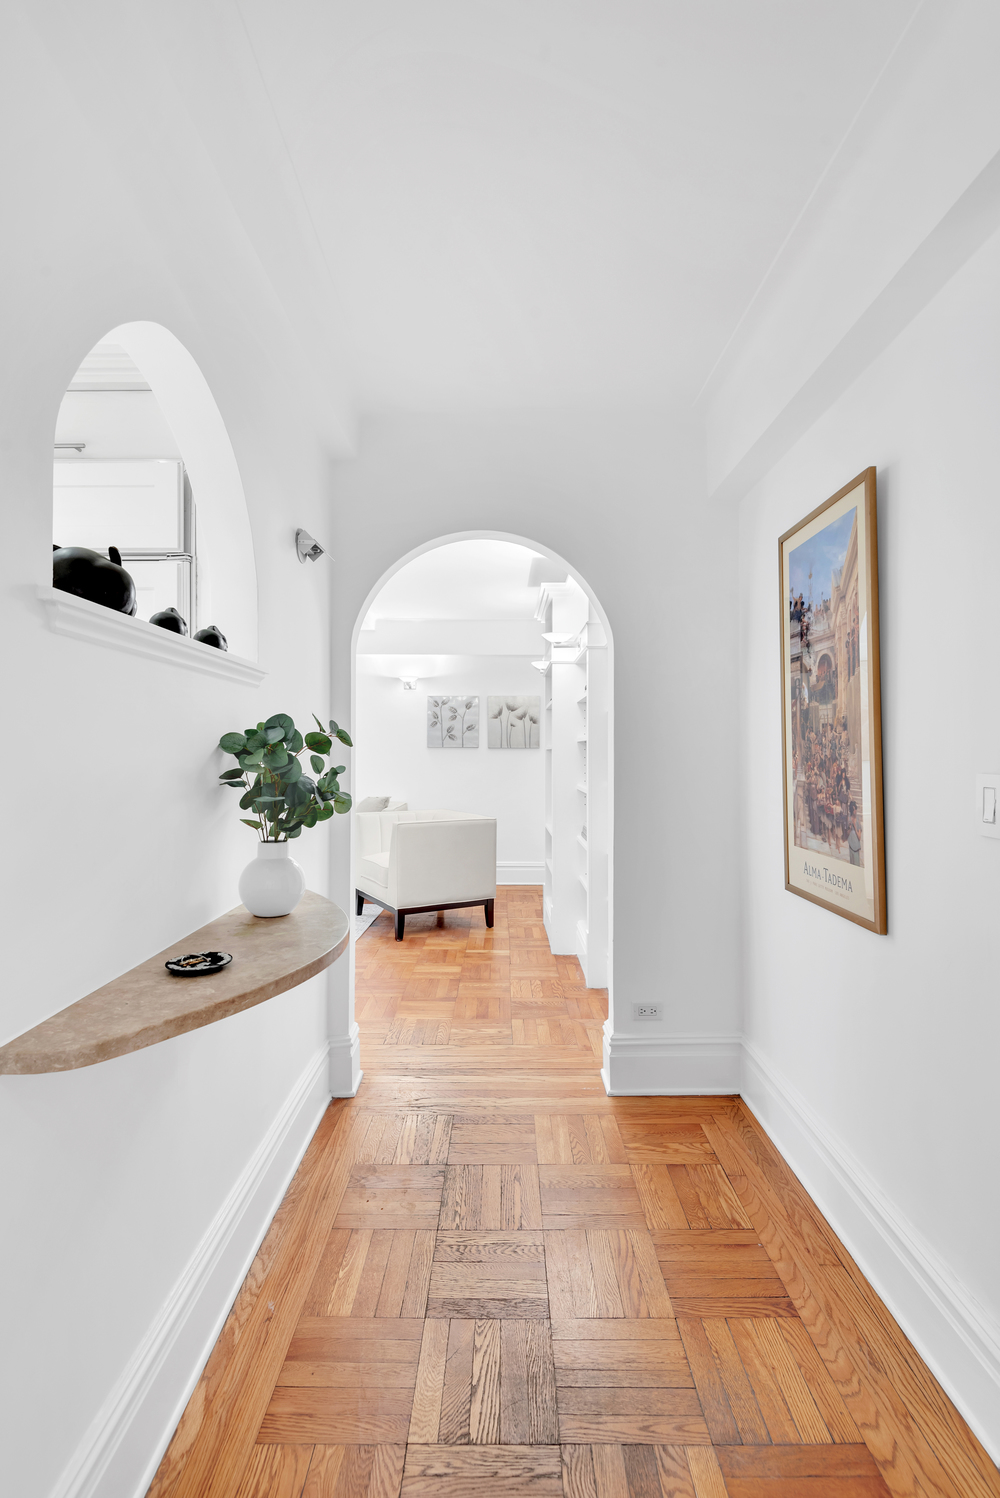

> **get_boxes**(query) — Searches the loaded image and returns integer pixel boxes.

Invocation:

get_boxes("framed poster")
[779,467,886,933]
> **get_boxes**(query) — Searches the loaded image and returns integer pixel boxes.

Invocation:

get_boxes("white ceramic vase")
[238,842,305,918]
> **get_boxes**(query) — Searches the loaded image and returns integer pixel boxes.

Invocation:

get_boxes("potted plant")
[217,712,353,917]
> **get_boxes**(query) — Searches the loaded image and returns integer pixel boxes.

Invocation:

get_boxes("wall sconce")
[541,631,575,645]
[530,660,551,674]
[400,677,418,691]
[295,528,325,563]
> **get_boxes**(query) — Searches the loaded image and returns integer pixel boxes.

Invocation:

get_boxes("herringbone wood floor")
[147,887,1000,1497]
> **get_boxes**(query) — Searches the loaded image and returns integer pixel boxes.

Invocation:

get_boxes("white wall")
[356,653,545,878]
[737,225,1000,1455]
[703,0,1000,504]
[0,15,351,1497]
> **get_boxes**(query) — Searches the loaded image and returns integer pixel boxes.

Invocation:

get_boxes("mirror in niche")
[52,342,197,629]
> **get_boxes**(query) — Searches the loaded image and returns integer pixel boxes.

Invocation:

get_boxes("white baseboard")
[330,1024,362,1097]
[742,1039,1000,1465]
[601,1029,742,1095]
[496,862,544,885]
[50,1045,333,1498]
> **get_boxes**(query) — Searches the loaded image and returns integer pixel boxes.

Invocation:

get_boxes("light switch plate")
[975,774,1000,838]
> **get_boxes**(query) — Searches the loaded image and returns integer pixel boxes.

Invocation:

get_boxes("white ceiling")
[368,538,545,621]
[237,0,919,413]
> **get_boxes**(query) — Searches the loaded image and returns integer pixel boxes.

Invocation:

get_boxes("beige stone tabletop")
[0,891,350,1075]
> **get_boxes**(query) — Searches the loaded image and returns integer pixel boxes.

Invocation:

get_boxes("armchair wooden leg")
[395,911,405,941]
[356,890,365,916]
[485,898,495,929]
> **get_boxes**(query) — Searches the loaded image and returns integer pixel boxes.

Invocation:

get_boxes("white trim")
[49,1045,331,1498]
[39,586,266,686]
[742,1039,1000,1465]
[601,1030,742,1096]
[496,861,544,885]
[329,1024,363,1097]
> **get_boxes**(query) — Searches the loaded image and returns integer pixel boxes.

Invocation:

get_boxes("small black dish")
[165,951,233,977]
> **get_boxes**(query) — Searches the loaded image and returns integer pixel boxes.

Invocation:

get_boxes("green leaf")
[313,713,325,733]
[239,789,258,810]
[263,742,289,769]
[245,730,267,751]
[333,792,353,813]
[317,801,335,821]
[223,780,244,790]
[282,757,302,784]
[310,754,324,774]
[335,728,353,747]
[219,732,247,754]
[304,731,332,755]
[219,766,244,781]
[287,729,303,754]
[264,712,295,740]
[286,824,302,838]
[240,818,262,830]
[333,765,346,775]
[304,808,318,829]
[263,725,285,745]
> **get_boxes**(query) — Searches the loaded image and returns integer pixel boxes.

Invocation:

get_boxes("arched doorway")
[348,530,613,1078]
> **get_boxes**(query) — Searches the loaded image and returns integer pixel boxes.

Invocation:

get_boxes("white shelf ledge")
[39,586,266,686]
[577,834,588,851]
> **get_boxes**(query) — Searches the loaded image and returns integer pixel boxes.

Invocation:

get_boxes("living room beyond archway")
[350,534,613,1061]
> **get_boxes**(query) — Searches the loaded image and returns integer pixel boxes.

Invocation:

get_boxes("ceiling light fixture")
[400,677,418,691]
[295,528,325,563]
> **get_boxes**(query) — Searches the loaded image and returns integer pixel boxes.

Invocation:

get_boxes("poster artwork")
[789,508,863,870]
[780,469,886,932]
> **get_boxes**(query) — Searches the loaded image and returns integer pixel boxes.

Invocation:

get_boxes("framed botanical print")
[779,468,886,932]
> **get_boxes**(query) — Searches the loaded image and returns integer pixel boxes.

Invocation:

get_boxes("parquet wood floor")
[148,888,1000,1498]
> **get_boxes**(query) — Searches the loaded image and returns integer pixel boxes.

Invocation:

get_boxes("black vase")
[193,624,228,651]
[150,607,188,634]
[53,545,137,615]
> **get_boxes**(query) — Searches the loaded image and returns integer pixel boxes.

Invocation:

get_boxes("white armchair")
[355,809,497,940]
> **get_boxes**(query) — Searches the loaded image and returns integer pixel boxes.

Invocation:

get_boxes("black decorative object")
[194,624,228,650]
[52,545,137,615]
[150,607,188,634]
[165,951,233,976]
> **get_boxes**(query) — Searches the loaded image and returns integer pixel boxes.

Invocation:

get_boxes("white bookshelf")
[538,584,608,988]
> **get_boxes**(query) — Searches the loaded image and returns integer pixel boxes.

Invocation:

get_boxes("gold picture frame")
[779,467,886,933]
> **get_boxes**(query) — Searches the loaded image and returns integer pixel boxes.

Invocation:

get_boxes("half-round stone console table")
[0,891,350,1074]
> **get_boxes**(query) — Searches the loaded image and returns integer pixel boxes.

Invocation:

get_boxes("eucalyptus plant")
[217,712,353,841]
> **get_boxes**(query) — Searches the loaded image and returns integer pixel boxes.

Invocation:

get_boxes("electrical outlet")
[632,1002,662,1020]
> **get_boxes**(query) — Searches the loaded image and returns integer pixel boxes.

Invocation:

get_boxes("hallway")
[148,889,998,1498]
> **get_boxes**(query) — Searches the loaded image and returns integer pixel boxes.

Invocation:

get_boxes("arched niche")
[52,321,258,660]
